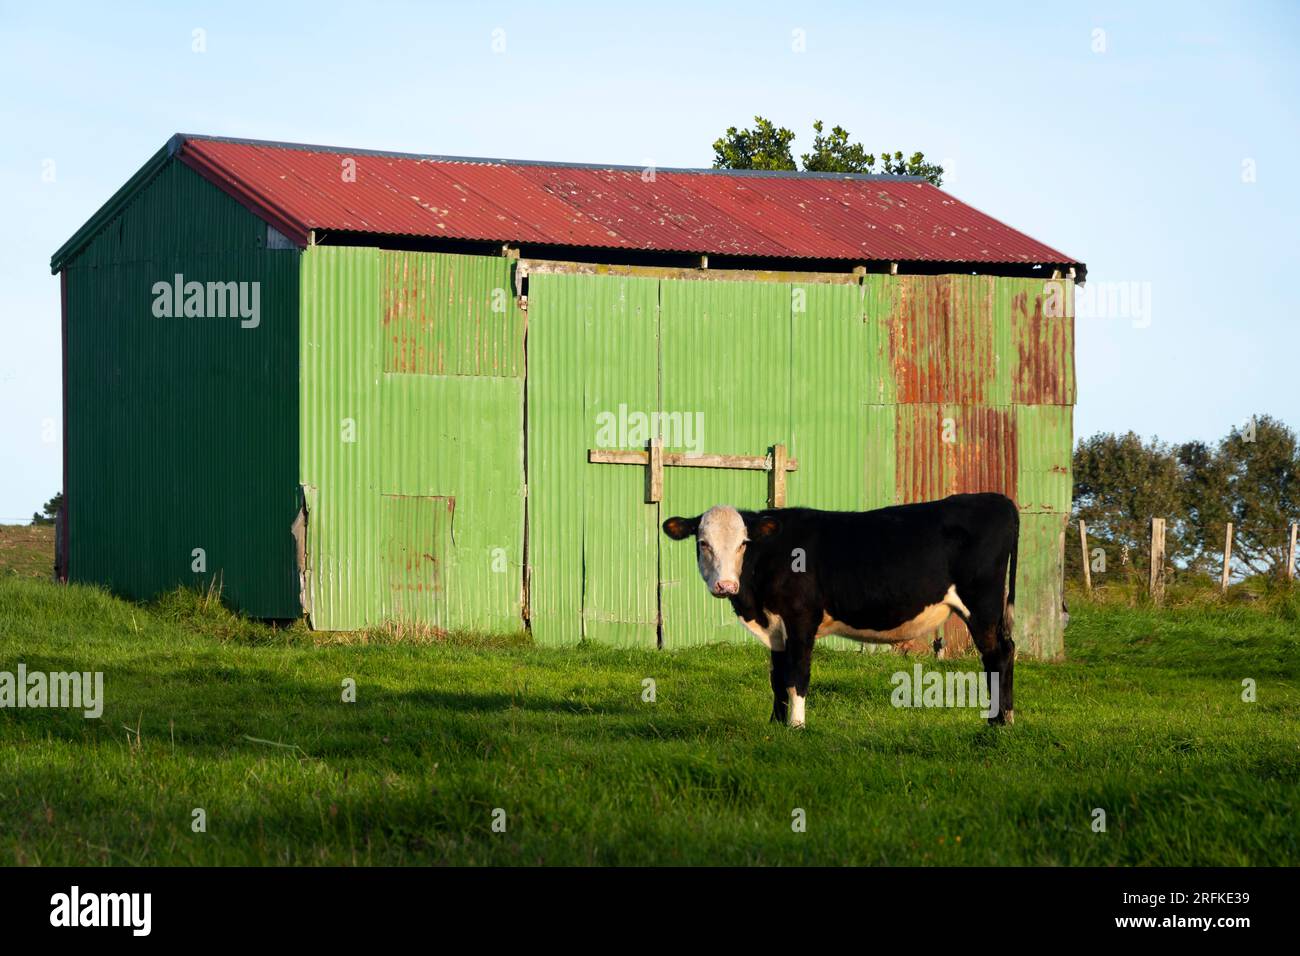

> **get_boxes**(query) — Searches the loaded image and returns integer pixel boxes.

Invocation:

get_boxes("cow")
[662,492,1019,728]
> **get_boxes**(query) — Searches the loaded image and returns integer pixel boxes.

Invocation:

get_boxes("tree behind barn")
[713,117,944,185]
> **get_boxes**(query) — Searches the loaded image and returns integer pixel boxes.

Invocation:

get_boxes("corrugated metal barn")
[51,134,1083,659]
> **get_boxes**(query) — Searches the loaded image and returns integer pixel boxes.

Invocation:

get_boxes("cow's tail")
[1002,510,1019,640]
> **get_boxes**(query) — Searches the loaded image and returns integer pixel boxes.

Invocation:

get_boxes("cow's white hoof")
[788,719,805,729]
[1005,709,1014,725]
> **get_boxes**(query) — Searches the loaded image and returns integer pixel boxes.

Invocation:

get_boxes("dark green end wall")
[61,159,300,617]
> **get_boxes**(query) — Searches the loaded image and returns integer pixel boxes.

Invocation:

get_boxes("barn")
[51,134,1082,659]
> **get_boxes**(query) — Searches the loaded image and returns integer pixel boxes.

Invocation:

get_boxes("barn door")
[656,280,792,648]
[527,272,801,648]
[526,273,662,647]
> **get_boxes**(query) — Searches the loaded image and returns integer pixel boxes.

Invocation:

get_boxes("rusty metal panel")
[894,404,1018,504]
[999,277,1076,405]
[382,251,522,377]
[887,275,1006,405]
[659,279,792,649]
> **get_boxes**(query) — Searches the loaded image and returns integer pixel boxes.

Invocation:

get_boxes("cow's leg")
[965,588,1015,726]
[783,613,819,728]
[769,649,789,723]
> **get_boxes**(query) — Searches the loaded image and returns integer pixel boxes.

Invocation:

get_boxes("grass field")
[1,525,1297,865]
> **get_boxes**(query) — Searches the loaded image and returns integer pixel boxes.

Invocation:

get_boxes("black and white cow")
[662,492,1019,728]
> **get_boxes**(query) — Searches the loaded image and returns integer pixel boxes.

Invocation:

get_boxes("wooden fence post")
[1288,523,1297,583]
[1148,518,1166,605]
[1221,522,1233,592]
[1079,519,1092,593]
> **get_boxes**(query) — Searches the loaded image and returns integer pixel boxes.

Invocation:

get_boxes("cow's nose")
[713,580,739,596]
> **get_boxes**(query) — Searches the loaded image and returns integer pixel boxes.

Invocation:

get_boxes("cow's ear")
[750,515,780,539]
[662,515,700,540]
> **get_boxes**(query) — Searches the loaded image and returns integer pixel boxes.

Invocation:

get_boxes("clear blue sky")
[1,1,1297,520]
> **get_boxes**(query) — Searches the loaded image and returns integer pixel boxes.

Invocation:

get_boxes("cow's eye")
[699,542,711,552]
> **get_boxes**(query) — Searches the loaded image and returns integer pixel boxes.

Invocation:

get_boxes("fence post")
[1221,522,1233,592]
[1079,520,1092,593]
[1148,518,1166,605]
[1288,523,1297,583]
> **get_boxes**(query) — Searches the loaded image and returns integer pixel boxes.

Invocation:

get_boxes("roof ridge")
[175,132,931,183]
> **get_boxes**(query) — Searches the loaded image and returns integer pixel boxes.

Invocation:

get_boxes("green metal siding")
[657,280,792,649]
[789,282,868,510]
[62,158,300,617]
[525,270,1074,659]
[519,272,662,647]
[1017,404,1074,515]
[1016,512,1068,660]
[300,247,525,633]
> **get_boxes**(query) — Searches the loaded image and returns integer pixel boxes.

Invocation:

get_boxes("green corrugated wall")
[62,159,300,617]
[525,270,1074,659]
[298,247,525,633]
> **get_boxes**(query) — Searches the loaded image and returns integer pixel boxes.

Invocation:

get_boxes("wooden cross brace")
[588,439,798,507]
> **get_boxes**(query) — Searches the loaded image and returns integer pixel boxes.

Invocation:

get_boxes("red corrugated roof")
[58,134,1084,273]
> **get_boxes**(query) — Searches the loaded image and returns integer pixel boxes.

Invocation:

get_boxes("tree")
[1070,432,1190,581]
[1218,415,1298,577]
[1175,439,1232,575]
[711,117,797,172]
[714,117,944,185]
[1070,416,1298,585]
[31,492,62,526]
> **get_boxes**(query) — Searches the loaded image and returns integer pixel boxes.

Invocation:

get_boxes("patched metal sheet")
[300,246,524,632]
[1000,278,1076,405]
[1015,512,1068,660]
[894,403,1018,505]
[380,494,453,627]
[1016,404,1074,514]
[382,251,522,378]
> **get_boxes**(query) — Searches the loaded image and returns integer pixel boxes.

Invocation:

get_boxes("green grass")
[0,524,54,579]
[1,538,1298,864]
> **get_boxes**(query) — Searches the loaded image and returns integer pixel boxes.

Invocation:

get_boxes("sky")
[1,0,1297,520]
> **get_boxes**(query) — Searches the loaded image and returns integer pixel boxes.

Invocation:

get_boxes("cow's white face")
[663,507,780,598]
[696,505,747,597]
